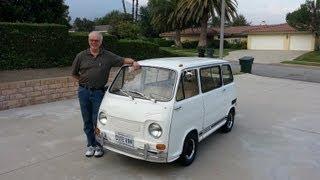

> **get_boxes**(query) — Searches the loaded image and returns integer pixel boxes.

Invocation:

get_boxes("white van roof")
[138,57,229,71]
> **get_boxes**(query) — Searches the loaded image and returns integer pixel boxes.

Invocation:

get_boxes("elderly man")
[71,31,140,157]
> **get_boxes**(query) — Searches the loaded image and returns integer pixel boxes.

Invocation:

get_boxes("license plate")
[115,132,134,148]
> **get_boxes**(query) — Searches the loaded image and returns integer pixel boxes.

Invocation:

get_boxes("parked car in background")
[96,57,237,166]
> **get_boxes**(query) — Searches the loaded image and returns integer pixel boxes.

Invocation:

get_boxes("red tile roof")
[246,23,298,33]
[160,23,305,37]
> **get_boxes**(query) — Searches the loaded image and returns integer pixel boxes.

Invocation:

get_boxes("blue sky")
[65,0,306,25]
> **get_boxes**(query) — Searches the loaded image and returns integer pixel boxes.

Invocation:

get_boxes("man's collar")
[86,48,105,56]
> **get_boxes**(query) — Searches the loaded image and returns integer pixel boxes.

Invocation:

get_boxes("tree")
[0,0,70,26]
[177,0,238,47]
[122,0,127,13]
[135,0,139,20]
[149,0,190,47]
[94,10,132,27]
[139,6,160,37]
[228,14,251,26]
[73,18,94,32]
[286,0,320,50]
[132,0,135,21]
[110,21,140,39]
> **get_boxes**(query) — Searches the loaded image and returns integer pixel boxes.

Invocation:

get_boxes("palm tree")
[177,0,238,47]
[122,0,127,13]
[132,0,135,21]
[135,0,139,20]
[149,0,185,47]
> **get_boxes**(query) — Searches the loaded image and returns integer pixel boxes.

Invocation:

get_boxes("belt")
[79,84,105,91]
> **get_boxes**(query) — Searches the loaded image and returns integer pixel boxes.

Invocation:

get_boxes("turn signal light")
[156,144,166,151]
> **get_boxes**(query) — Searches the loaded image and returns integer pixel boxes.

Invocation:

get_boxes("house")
[247,23,315,51]
[160,23,315,51]
[94,25,112,33]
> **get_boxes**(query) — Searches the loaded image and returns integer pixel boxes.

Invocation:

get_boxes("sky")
[65,0,306,25]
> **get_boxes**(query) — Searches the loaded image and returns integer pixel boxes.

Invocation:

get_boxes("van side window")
[200,66,222,93]
[222,65,233,85]
[176,69,199,101]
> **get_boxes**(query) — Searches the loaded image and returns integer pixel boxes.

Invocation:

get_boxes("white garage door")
[290,35,314,51]
[250,35,285,50]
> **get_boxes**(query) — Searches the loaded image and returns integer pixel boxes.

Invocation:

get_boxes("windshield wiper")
[128,90,156,103]
[119,89,134,100]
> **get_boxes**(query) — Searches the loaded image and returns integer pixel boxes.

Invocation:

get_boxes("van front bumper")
[96,132,168,163]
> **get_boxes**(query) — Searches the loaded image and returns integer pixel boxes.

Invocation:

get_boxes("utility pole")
[219,0,226,59]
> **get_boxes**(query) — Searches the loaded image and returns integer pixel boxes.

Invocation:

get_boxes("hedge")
[0,23,176,70]
[0,22,69,69]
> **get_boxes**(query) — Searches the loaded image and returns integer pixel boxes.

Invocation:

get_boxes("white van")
[96,57,237,166]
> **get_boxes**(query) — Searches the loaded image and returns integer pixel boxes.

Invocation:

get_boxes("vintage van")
[96,57,237,166]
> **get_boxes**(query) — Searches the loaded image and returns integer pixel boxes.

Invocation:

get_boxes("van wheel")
[220,111,235,133]
[178,133,198,166]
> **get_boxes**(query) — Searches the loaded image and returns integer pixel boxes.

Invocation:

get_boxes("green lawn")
[282,51,320,67]
[160,47,235,57]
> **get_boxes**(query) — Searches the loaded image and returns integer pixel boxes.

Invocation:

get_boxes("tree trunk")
[122,0,127,14]
[175,30,182,48]
[198,13,208,47]
[135,0,139,21]
[315,33,320,51]
[132,0,135,21]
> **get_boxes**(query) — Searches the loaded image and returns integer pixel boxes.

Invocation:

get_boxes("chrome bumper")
[96,133,167,163]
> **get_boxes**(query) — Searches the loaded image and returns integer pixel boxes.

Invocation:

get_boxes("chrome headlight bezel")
[98,111,107,125]
[148,123,162,139]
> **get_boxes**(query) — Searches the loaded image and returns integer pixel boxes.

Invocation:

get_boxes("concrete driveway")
[1,74,320,180]
[225,50,308,64]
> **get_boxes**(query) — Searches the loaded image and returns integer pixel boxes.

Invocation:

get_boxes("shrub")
[229,41,247,49]
[207,40,230,49]
[109,39,160,60]
[110,21,140,39]
[182,40,198,49]
[0,22,69,70]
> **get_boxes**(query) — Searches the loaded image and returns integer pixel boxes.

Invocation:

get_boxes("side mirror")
[103,85,109,92]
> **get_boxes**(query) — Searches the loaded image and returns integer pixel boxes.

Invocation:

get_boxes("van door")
[168,69,204,160]
[221,64,235,116]
[199,65,225,129]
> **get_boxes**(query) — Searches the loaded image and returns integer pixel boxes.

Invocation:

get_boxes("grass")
[160,47,235,57]
[282,51,320,67]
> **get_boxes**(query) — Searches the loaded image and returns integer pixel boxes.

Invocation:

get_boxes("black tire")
[178,133,198,166]
[220,110,235,133]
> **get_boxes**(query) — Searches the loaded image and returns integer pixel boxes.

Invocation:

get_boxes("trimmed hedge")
[0,22,69,69]
[182,41,198,49]
[0,23,176,70]
[109,40,160,60]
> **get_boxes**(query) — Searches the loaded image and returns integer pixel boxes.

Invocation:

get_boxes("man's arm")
[71,53,81,81]
[123,58,140,70]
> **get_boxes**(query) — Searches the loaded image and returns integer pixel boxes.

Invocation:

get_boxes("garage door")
[250,35,285,50]
[290,35,314,51]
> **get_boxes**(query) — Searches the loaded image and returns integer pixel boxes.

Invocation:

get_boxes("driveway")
[1,74,320,180]
[225,50,308,64]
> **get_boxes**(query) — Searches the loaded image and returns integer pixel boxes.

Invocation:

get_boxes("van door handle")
[223,88,226,92]
[174,106,182,110]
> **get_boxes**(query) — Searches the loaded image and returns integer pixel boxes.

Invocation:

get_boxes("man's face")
[88,35,102,50]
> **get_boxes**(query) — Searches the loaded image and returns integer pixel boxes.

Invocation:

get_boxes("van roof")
[138,57,229,71]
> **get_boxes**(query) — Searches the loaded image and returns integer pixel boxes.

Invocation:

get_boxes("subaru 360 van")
[96,57,237,166]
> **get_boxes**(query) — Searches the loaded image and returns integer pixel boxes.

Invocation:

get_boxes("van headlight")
[148,123,162,139]
[99,112,107,125]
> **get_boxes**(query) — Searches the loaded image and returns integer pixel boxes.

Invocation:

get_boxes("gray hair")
[88,31,103,42]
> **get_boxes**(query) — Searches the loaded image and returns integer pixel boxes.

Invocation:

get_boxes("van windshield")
[109,66,177,102]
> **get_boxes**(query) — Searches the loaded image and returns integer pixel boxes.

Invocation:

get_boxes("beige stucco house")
[247,23,315,51]
[161,23,315,51]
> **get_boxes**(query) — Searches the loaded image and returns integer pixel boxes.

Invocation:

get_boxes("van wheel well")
[188,130,198,142]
